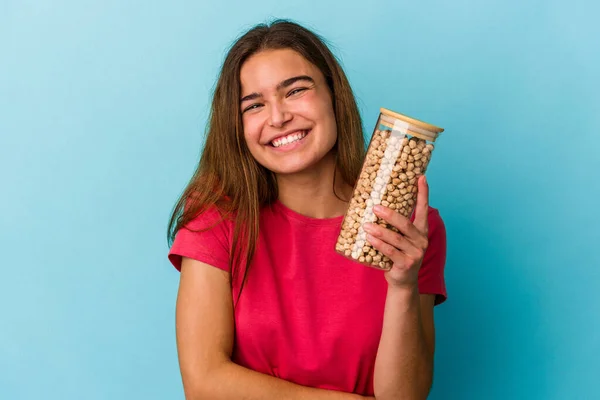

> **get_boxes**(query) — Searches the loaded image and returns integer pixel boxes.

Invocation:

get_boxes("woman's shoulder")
[409,205,445,232]
[427,206,444,227]
[425,206,446,244]
[182,197,236,232]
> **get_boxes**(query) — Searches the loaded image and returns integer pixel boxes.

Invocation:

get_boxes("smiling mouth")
[270,130,309,148]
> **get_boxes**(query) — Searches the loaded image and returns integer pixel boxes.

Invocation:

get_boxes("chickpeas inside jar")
[335,108,444,270]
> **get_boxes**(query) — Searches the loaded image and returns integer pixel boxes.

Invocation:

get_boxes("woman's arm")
[364,176,439,400]
[373,287,436,400]
[176,257,372,400]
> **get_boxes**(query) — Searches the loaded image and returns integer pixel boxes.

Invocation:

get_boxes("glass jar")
[335,108,444,270]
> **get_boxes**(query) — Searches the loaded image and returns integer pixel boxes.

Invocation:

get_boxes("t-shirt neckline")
[272,199,345,227]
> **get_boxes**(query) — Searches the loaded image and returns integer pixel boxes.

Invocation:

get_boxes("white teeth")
[272,130,308,148]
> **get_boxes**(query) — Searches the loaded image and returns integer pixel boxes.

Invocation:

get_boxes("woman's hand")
[363,175,430,289]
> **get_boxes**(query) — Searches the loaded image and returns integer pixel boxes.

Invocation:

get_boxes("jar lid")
[380,108,444,136]
[379,115,438,141]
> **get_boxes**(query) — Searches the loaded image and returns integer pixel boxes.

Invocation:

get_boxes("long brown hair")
[168,19,365,302]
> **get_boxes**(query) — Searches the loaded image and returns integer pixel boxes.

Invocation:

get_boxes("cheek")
[294,94,335,128]
[309,98,337,140]
[242,116,263,146]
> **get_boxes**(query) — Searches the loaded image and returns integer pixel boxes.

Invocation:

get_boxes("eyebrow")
[240,75,315,103]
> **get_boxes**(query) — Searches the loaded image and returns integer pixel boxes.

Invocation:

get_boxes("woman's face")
[239,48,337,175]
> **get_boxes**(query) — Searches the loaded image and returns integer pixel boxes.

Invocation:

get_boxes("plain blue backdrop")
[1,0,598,399]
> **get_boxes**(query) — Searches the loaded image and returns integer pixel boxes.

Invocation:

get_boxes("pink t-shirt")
[168,200,447,396]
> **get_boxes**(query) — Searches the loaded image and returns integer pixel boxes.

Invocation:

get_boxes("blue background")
[1,1,598,399]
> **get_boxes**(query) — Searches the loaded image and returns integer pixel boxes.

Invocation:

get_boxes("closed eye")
[287,87,308,97]
[242,103,263,113]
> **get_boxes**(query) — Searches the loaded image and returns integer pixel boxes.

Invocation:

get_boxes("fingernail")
[373,205,383,214]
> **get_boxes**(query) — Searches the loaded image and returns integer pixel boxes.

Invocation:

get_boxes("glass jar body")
[335,109,442,270]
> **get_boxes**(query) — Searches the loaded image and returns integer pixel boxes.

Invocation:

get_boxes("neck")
[276,152,353,219]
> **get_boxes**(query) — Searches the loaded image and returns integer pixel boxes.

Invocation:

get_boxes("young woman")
[168,20,447,400]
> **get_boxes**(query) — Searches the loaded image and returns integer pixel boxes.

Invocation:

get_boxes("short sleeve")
[417,207,448,305]
[168,206,232,272]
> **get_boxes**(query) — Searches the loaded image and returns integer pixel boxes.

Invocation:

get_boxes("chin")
[269,152,334,175]
[268,161,315,175]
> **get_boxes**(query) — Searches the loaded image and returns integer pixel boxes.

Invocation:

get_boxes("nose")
[267,101,292,128]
